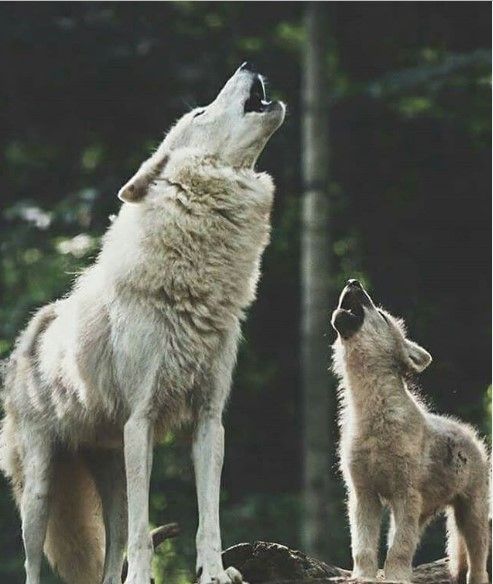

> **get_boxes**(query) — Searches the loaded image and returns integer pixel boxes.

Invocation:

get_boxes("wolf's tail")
[0,414,105,584]
[44,454,105,584]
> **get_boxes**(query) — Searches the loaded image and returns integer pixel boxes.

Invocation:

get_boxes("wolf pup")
[331,280,490,584]
[0,63,285,584]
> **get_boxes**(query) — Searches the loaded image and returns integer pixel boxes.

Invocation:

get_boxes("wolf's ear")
[118,154,169,203]
[404,339,432,373]
[117,176,149,203]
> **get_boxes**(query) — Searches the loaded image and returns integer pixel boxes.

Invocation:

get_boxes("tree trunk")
[222,541,456,584]
[301,1,332,561]
[143,526,490,584]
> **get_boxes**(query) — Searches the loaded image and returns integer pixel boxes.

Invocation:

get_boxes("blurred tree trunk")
[301,1,332,561]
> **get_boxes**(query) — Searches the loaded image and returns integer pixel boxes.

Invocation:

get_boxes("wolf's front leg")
[123,414,154,584]
[348,489,382,579]
[384,495,422,582]
[193,411,242,584]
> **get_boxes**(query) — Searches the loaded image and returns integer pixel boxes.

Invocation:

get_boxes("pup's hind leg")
[20,433,53,584]
[453,492,489,584]
[87,449,128,584]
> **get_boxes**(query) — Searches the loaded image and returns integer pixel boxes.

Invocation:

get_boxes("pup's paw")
[383,568,412,583]
[199,566,244,584]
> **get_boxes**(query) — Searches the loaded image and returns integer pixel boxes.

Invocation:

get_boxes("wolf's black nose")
[240,61,256,73]
[347,279,362,288]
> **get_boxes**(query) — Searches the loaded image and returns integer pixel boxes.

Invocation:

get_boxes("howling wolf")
[331,279,490,584]
[0,63,285,584]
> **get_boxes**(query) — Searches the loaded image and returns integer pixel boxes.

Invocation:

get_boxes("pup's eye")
[193,110,205,118]
[378,310,389,324]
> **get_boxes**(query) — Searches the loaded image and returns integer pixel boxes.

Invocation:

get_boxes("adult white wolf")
[0,63,285,584]
[331,280,490,584]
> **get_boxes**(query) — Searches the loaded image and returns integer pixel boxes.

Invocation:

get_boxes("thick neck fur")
[332,338,423,435]
[89,151,274,333]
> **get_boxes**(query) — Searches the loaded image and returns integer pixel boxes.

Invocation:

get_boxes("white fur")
[0,65,285,584]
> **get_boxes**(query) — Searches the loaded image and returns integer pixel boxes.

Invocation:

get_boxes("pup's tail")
[0,415,105,584]
[446,507,468,583]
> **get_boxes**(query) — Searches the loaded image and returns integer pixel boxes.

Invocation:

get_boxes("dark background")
[0,2,491,582]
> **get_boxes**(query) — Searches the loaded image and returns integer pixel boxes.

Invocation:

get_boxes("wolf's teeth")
[259,76,266,100]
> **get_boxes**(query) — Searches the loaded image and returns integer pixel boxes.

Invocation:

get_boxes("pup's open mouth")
[331,282,372,338]
[244,75,272,113]
[339,291,364,319]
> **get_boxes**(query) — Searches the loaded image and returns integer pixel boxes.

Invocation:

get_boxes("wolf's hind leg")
[87,449,128,584]
[348,489,382,579]
[20,434,53,584]
[453,491,489,584]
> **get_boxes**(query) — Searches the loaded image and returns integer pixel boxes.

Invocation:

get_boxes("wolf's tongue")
[245,95,262,113]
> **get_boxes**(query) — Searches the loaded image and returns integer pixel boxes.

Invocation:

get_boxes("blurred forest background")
[0,2,491,583]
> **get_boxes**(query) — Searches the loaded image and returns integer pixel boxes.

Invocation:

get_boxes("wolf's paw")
[199,566,244,584]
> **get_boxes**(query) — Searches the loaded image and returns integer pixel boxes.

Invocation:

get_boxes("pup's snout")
[347,279,362,289]
[239,61,257,73]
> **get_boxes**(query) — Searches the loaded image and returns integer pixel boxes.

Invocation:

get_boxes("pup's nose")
[239,61,256,73]
[347,279,362,288]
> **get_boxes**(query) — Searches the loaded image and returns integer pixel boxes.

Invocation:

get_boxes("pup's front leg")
[193,411,242,584]
[384,496,422,583]
[348,489,382,579]
[123,413,154,584]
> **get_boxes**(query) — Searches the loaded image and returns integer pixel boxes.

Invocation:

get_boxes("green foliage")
[484,385,492,438]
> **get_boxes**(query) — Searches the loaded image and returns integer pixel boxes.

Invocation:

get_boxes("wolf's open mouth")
[244,75,272,113]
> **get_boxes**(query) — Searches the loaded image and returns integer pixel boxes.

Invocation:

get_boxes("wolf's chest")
[112,305,224,379]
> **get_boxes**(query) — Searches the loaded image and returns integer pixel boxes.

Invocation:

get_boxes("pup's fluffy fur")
[331,281,490,584]
[0,65,285,584]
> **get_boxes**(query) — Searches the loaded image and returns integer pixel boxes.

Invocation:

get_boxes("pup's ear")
[117,175,149,203]
[404,339,432,373]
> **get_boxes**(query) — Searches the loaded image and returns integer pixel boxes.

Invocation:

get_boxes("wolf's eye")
[193,110,205,118]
